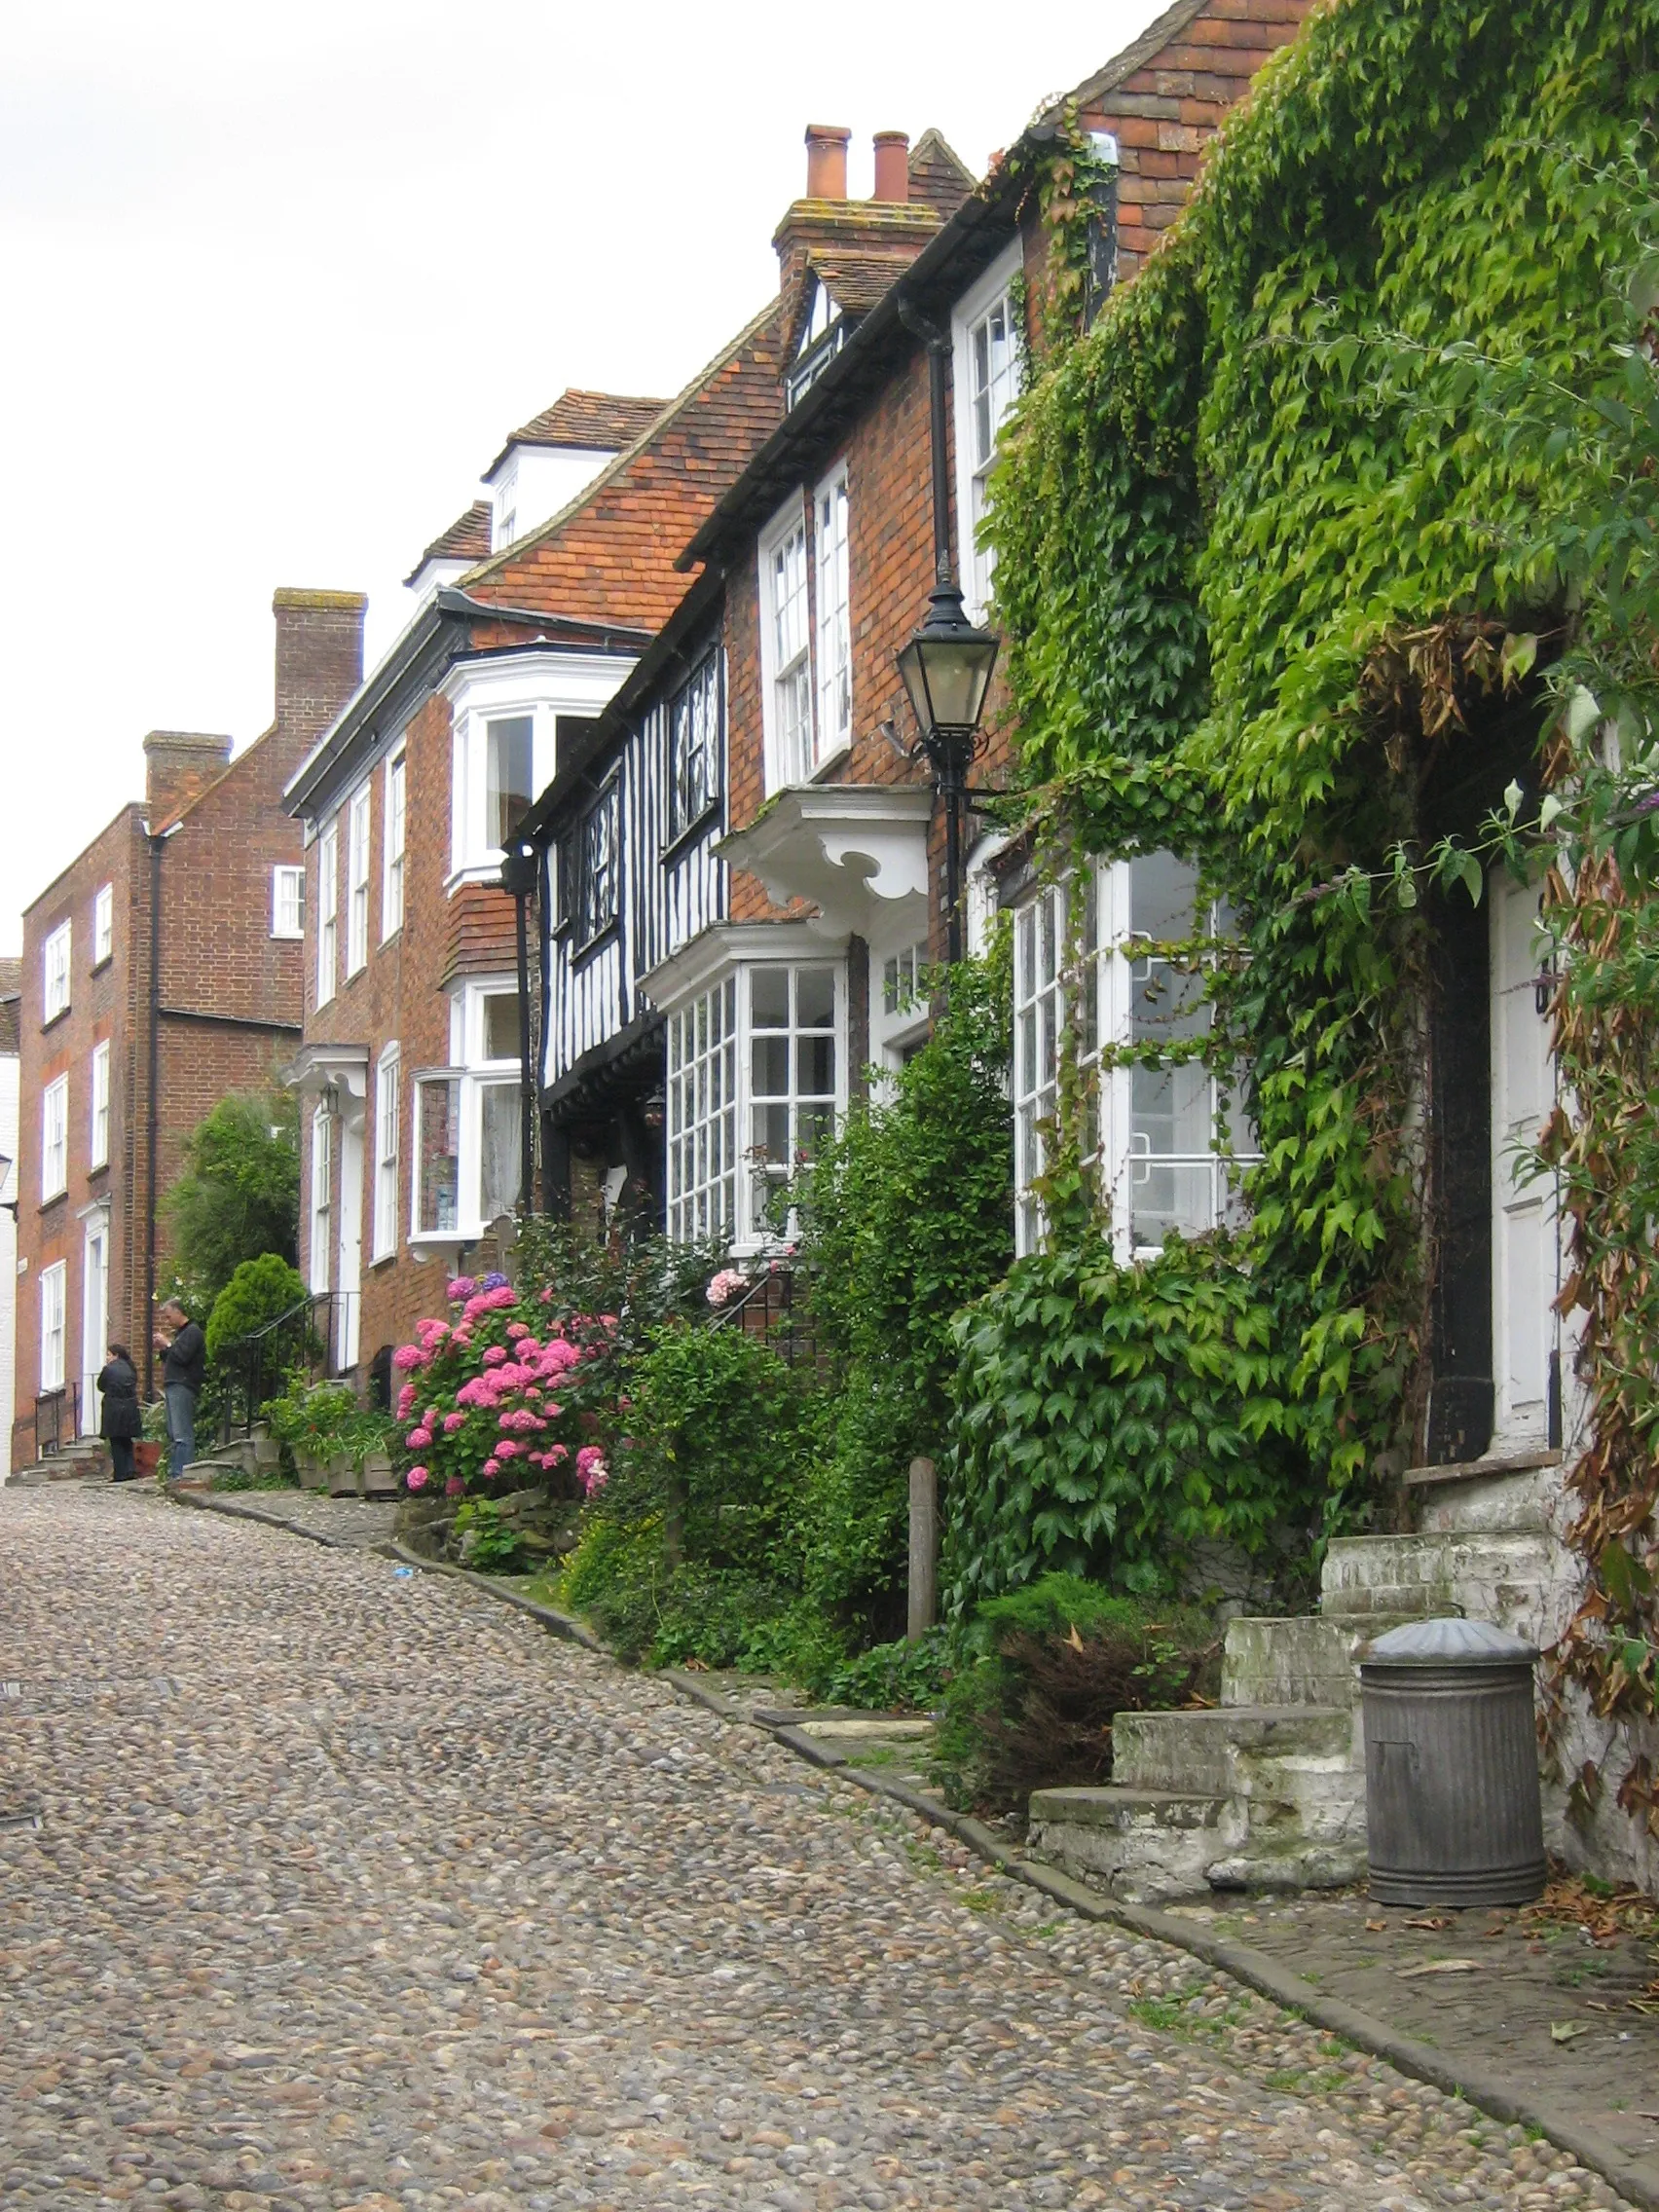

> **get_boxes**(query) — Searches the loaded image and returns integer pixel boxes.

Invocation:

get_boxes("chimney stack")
[272,587,368,763]
[804,124,851,201]
[143,731,233,828]
[871,130,910,203]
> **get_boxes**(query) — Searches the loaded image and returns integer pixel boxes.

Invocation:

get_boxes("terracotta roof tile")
[808,246,925,315]
[506,390,670,452]
[906,128,976,216]
[401,501,493,587]
[461,305,785,635]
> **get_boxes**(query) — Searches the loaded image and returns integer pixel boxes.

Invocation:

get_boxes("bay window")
[659,945,845,1251]
[444,652,635,881]
[414,1077,460,1236]
[346,784,371,977]
[410,980,525,1243]
[486,716,534,850]
[1013,854,1257,1258]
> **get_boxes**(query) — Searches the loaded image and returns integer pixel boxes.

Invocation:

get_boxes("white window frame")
[757,494,814,793]
[382,745,407,940]
[952,240,1024,623]
[315,823,339,1007]
[666,977,740,1246]
[42,921,71,1022]
[39,1261,66,1393]
[372,1046,400,1263]
[271,864,306,940]
[346,784,371,977]
[1013,857,1258,1259]
[412,978,525,1245]
[442,650,636,887]
[309,1104,333,1294]
[872,937,931,1074]
[41,1073,68,1201]
[92,882,114,968]
[660,944,846,1254]
[813,463,852,769]
[90,1040,110,1170]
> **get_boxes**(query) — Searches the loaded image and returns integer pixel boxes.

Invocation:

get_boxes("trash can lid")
[1362,1615,1539,1666]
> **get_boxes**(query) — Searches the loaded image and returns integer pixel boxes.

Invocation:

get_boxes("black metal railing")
[33,1384,79,1461]
[212,1291,341,1441]
[706,1262,824,1373]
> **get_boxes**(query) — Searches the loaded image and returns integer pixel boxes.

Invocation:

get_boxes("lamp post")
[893,318,999,966]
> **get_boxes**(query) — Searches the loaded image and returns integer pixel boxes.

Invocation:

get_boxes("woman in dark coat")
[97,1344,142,1481]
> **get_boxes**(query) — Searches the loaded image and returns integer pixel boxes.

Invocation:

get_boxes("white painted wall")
[0,1047,18,1480]
[487,445,616,553]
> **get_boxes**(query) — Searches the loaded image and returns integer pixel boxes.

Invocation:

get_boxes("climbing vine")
[964,0,1659,1817]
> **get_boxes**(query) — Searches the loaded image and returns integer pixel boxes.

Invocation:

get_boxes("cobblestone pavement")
[179,1489,402,1550]
[0,1490,1636,2212]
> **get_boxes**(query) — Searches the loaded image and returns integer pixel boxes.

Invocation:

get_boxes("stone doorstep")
[1026,1779,1369,1905]
[1221,1612,1426,1710]
[796,1717,936,1743]
[1321,1529,1557,1609]
[1114,1705,1356,1798]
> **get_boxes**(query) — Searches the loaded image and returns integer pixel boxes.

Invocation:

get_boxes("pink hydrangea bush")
[390,1272,621,1499]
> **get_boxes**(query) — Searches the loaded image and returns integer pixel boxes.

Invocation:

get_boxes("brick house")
[0,959,19,1466]
[9,591,365,1470]
[521,0,1313,1258]
[282,350,783,1390]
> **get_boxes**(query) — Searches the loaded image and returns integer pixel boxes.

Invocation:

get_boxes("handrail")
[33,1383,79,1461]
[211,1290,341,1443]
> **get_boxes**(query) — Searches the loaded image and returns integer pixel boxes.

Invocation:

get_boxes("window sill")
[39,1191,67,1212]
[445,861,509,896]
[91,954,113,975]
[810,740,852,783]
[271,930,305,944]
[661,802,722,865]
[368,1248,398,1270]
[571,921,619,971]
[41,1007,70,1032]
[378,925,403,950]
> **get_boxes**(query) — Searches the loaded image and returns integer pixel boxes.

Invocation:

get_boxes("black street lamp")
[894,310,1000,965]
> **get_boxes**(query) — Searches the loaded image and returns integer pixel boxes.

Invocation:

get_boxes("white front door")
[1490,871,1556,1450]
[81,1218,109,1436]
[335,1107,363,1372]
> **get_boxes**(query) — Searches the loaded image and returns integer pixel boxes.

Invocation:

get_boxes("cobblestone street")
[0,1490,1636,2212]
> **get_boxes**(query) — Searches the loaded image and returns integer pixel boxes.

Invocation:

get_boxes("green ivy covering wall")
[952,0,1659,1613]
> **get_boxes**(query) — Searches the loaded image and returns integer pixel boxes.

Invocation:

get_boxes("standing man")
[154,1300,205,1479]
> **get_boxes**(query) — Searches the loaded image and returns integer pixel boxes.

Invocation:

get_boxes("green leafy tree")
[165,1088,299,1313]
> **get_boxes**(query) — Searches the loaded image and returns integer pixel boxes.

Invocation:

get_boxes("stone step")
[1026,1779,1366,1905]
[1221,1613,1425,1710]
[1321,1531,1560,1643]
[1113,1705,1355,1796]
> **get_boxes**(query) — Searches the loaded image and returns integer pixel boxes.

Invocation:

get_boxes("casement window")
[372,1048,400,1262]
[92,883,114,968]
[412,981,524,1242]
[759,498,813,790]
[346,784,371,977]
[383,747,407,940]
[663,958,843,1250]
[952,242,1024,619]
[814,467,852,762]
[666,978,740,1245]
[90,1041,110,1170]
[309,1106,333,1293]
[1013,855,1257,1258]
[487,717,535,851]
[41,1074,68,1200]
[271,865,305,940]
[39,1262,66,1393]
[575,777,621,949]
[315,823,339,1007]
[873,939,931,1072]
[42,922,70,1022]
[666,651,720,848]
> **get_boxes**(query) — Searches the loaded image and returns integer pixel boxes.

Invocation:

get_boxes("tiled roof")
[461,304,786,635]
[809,246,926,316]
[401,502,494,587]
[906,128,976,217]
[506,390,669,453]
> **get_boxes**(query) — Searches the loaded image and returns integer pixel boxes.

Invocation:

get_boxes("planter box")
[132,1440,164,1480]
[326,1453,361,1498]
[359,1452,399,1498]
[294,1449,328,1492]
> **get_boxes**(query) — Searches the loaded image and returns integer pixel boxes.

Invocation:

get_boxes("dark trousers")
[165,1384,198,1479]
[110,1435,135,1481]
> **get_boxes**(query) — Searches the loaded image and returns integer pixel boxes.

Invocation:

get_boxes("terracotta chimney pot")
[872,130,909,203]
[805,124,852,201]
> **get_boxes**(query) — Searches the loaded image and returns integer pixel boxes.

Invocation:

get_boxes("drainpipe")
[142,827,165,1401]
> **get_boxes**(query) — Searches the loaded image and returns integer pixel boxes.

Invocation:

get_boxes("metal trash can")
[1360,1616,1546,1906]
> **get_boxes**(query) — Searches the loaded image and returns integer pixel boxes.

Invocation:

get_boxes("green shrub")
[826,1627,954,1713]
[204,1254,307,1365]
[453,1498,523,1574]
[560,1516,793,1668]
[164,1089,300,1314]
[261,1379,366,1462]
[935,1574,1220,1811]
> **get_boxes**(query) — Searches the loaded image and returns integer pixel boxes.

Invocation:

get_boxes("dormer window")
[787,276,849,411]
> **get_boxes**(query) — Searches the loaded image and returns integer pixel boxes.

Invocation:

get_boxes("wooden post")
[907,1456,938,1641]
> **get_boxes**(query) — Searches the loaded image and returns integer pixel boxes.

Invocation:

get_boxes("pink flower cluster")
[706,1268,748,1308]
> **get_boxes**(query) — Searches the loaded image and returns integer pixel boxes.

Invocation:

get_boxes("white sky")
[0,0,1163,954]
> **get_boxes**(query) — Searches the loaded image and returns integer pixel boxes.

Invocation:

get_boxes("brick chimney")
[872,131,910,203]
[804,124,851,200]
[143,731,233,827]
[272,587,368,762]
